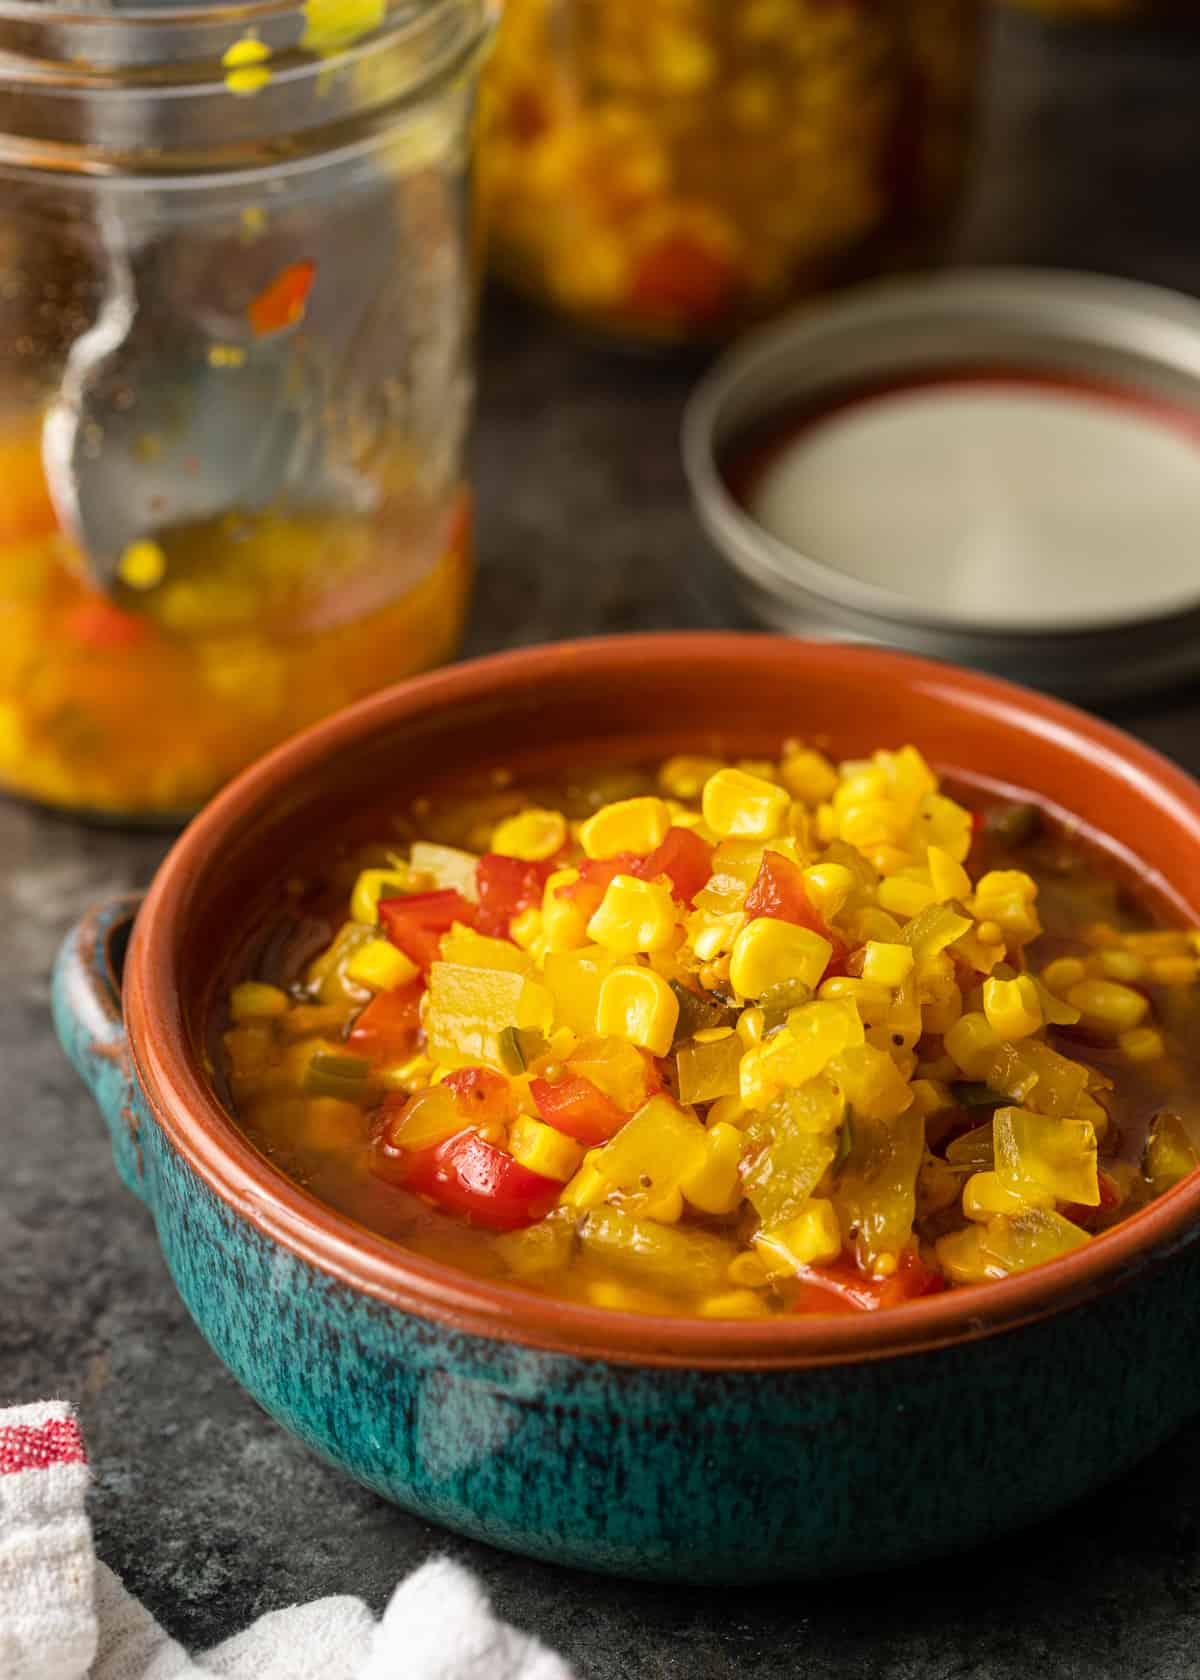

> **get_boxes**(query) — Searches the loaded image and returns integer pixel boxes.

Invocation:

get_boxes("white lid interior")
[745,377,1200,633]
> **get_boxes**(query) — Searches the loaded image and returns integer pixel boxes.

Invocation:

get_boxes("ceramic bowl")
[54,634,1200,1583]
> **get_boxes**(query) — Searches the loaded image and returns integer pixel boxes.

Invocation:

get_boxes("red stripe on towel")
[0,1417,86,1475]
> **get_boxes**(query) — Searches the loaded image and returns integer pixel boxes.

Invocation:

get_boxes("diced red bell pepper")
[554,854,640,909]
[792,1248,944,1316]
[530,1072,627,1146]
[634,828,713,906]
[247,260,316,336]
[442,1066,518,1127]
[400,1128,560,1231]
[474,853,556,938]
[1062,1167,1122,1229]
[64,599,148,652]
[346,980,424,1062]
[379,889,476,971]
[628,231,741,328]
[744,852,848,976]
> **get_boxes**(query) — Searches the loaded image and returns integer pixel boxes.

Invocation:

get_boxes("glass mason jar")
[478,0,981,346]
[0,0,491,819]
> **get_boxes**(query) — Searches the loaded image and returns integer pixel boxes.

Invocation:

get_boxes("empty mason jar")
[478,0,981,345]
[0,0,491,818]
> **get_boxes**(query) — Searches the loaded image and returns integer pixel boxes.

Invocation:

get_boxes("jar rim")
[0,0,492,172]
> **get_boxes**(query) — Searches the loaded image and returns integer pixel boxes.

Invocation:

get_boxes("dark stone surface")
[5,7,1200,1673]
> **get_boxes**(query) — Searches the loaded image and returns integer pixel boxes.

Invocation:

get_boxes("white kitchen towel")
[0,1401,575,1680]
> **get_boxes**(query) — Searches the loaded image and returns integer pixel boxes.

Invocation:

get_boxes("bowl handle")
[52,895,149,1204]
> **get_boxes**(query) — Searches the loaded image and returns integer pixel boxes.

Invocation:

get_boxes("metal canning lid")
[682,268,1200,700]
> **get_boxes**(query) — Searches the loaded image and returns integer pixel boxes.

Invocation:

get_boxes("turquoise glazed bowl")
[53,634,1200,1583]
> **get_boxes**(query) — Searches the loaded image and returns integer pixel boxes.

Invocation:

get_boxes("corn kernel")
[559,1150,611,1212]
[685,907,746,962]
[708,1094,749,1129]
[658,755,725,799]
[351,866,421,925]
[491,808,568,862]
[509,907,544,952]
[972,870,1042,946]
[727,1251,769,1288]
[860,941,915,988]
[1150,955,1199,987]
[878,875,938,919]
[345,938,419,993]
[679,1121,743,1214]
[1066,978,1149,1035]
[702,767,790,840]
[1096,948,1144,984]
[587,875,679,955]
[819,976,893,1027]
[580,796,671,861]
[754,1198,843,1274]
[779,743,838,804]
[508,1115,584,1182]
[376,1051,436,1092]
[983,974,1043,1041]
[408,843,478,900]
[1119,1025,1165,1063]
[735,1006,766,1049]
[944,1010,1003,1075]
[800,862,855,921]
[728,915,832,1000]
[927,845,972,902]
[697,1290,771,1319]
[1042,957,1086,994]
[230,981,289,1021]
[596,965,679,1057]
[584,1280,671,1314]
[962,1170,1051,1222]
[223,1024,274,1083]
[540,868,592,954]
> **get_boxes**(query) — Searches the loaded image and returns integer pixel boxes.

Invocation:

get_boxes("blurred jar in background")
[478,0,981,346]
[1001,0,1172,16]
[0,0,490,819]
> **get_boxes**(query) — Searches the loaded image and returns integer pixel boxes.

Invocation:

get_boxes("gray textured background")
[6,8,1200,1673]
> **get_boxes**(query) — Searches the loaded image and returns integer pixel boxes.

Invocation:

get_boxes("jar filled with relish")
[478,0,981,345]
[0,0,491,819]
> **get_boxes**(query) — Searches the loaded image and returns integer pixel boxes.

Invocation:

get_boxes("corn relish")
[0,425,471,816]
[222,745,1200,1317]
[478,0,980,343]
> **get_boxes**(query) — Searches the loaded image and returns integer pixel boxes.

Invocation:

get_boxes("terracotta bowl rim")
[123,632,1200,1370]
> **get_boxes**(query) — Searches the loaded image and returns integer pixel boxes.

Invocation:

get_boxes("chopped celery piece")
[945,1120,995,1169]
[494,1212,577,1279]
[676,1032,741,1104]
[742,1095,838,1231]
[580,1207,735,1297]
[993,1106,1098,1205]
[1144,1110,1200,1196]
[832,1107,924,1270]
[669,980,737,1045]
[952,1082,1004,1111]
[302,1050,371,1100]
[424,963,554,1068]
[593,1095,708,1199]
[978,1208,1090,1274]
[409,842,480,902]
